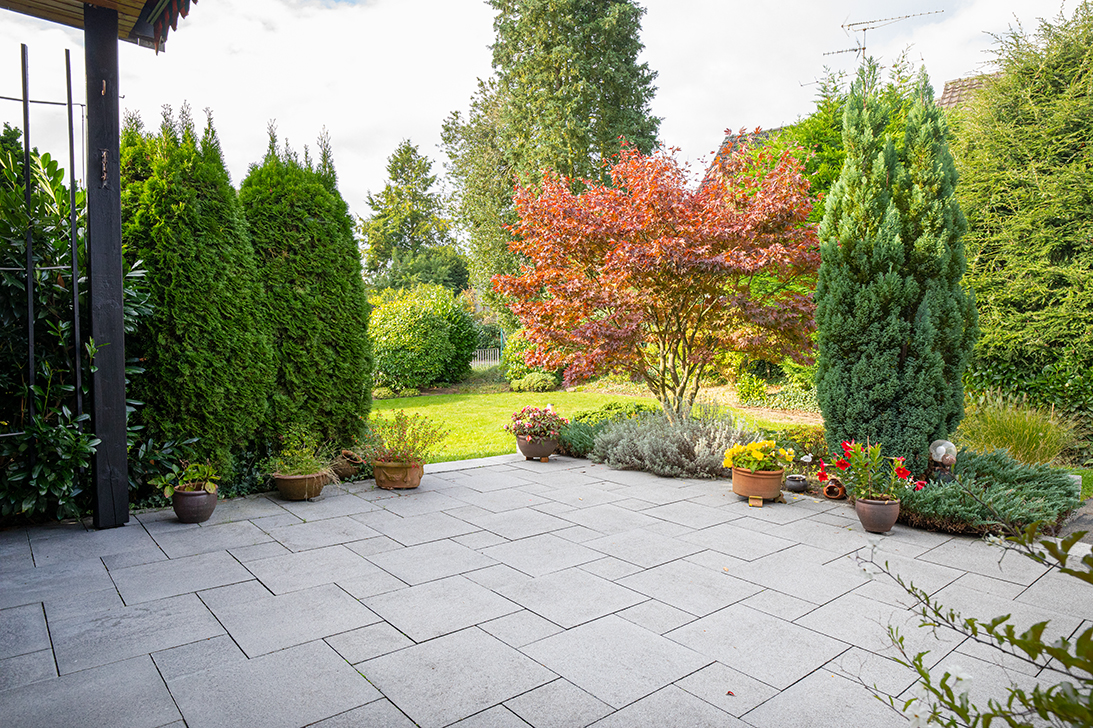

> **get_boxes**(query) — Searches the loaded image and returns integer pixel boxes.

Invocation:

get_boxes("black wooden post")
[85,5,128,528]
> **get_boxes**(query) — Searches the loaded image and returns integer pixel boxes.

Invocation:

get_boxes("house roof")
[0,0,196,50]
[937,75,996,110]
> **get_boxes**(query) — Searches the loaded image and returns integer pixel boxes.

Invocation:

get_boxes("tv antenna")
[823,10,943,58]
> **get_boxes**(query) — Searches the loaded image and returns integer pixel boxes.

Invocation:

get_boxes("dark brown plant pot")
[823,479,847,500]
[516,436,557,462]
[332,450,364,480]
[855,498,901,534]
[785,474,808,493]
[172,489,217,524]
[373,461,425,490]
[273,472,329,501]
[731,467,784,500]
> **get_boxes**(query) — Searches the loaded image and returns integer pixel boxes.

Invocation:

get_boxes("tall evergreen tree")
[815,62,977,473]
[239,128,372,446]
[442,0,660,324]
[120,107,274,474]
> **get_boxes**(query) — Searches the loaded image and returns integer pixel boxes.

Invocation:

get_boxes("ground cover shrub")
[734,371,768,407]
[765,385,820,413]
[572,400,661,426]
[372,387,397,400]
[557,421,597,458]
[899,449,1081,534]
[955,392,1077,466]
[510,372,557,393]
[399,388,420,398]
[590,404,758,478]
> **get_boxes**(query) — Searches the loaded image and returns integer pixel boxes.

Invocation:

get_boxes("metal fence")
[471,347,501,369]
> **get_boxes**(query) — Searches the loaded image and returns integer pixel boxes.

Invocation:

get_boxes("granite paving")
[1,452,1088,727]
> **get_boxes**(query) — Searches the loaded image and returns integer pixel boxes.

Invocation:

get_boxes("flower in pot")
[723,440,795,502]
[152,461,219,524]
[366,410,448,490]
[504,405,569,462]
[826,440,913,533]
[268,426,334,501]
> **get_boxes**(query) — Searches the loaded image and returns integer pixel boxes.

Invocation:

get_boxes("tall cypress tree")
[239,129,372,446]
[120,107,274,473]
[815,62,977,472]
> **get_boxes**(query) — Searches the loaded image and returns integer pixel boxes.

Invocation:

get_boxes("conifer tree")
[815,62,977,472]
[239,128,372,446]
[120,107,274,473]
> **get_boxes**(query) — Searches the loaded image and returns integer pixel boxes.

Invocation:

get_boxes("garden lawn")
[372,391,656,462]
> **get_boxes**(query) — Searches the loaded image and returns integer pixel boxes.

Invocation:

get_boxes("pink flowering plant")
[822,440,919,501]
[503,405,569,443]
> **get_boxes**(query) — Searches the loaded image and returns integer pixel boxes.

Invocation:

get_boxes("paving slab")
[376,489,469,518]
[151,634,247,680]
[310,698,418,728]
[265,515,380,552]
[680,521,797,561]
[504,677,613,728]
[919,536,1052,585]
[367,538,497,585]
[579,555,643,581]
[365,575,521,642]
[480,609,564,648]
[618,558,761,617]
[583,528,703,568]
[28,522,158,567]
[273,491,379,520]
[741,667,907,727]
[641,500,736,529]
[242,543,377,594]
[201,494,288,525]
[368,510,479,546]
[463,507,573,541]
[616,598,696,634]
[589,684,744,727]
[720,544,871,605]
[449,705,531,728]
[675,660,780,717]
[0,555,113,609]
[0,647,56,692]
[110,549,252,604]
[362,627,555,728]
[150,519,273,559]
[325,621,415,664]
[0,603,49,660]
[482,532,604,577]
[555,503,661,535]
[497,567,646,628]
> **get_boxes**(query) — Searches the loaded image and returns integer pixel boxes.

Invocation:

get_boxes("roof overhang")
[0,0,196,51]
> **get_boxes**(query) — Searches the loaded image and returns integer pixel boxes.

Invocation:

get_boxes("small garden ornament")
[926,439,957,483]
[504,405,569,462]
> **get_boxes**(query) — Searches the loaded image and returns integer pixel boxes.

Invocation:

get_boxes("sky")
[0,0,1080,223]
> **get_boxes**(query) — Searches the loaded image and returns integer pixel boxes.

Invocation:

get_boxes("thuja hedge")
[239,130,372,445]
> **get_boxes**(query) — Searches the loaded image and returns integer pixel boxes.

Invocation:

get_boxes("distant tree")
[815,62,977,473]
[443,0,660,326]
[495,144,819,418]
[239,128,372,446]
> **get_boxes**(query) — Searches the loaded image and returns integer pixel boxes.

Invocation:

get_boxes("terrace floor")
[1,455,1088,728]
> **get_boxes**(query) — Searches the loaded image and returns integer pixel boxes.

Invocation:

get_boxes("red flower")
[841,440,853,455]
[818,470,829,482]
[835,458,850,471]
[895,466,911,480]
[914,481,926,491]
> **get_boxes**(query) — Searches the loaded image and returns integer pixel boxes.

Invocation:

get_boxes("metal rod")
[67,48,84,423]
[21,44,36,422]
[0,93,87,108]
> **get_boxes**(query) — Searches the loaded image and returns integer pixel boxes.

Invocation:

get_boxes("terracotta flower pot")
[855,498,901,533]
[171,489,217,524]
[273,472,329,500]
[516,436,557,462]
[373,461,425,490]
[332,450,364,480]
[731,467,784,500]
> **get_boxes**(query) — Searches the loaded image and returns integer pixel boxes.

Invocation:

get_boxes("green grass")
[1070,468,1093,500]
[372,391,656,462]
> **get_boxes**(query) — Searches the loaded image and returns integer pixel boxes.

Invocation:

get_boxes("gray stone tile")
[553,524,603,543]
[0,556,113,609]
[449,705,531,728]
[827,646,919,698]
[1016,567,1092,620]
[338,566,410,600]
[367,539,497,585]
[266,516,380,552]
[325,622,415,664]
[0,603,49,659]
[452,488,551,513]
[523,615,710,709]
[525,469,604,489]
[466,508,573,540]
[579,556,643,581]
[343,534,404,557]
[556,503,661,535]
[151,520,273,558]
[541,485,622,509]
[618,559,761,617]
[852,550,965,608]
[464,564,533,590]
[29,522,157,568]
[587,466,665,486]
[211,583,380,657]
[531,500,579,516]
[741,667,906,727]
[0,655,180,728]
[643,500,734,529]
[365,575,521,642]
[362,628,555,728]
[197,579,274,611]
[202,494,288,524]
[370,511,478,546]
[228,540,292,562]
[584,529,703,568]
[248,512,305,531]
[101,545,167,571]
[724,498,814,524]
[738,588,815,622]
[43,586,124,621]
[762,516,875,556]
[721,545,871,605]
[680,521,797,561]
[274,491,379,520]
[0,528,31,572]
[242,543,376,594]
[310,698,417,728]
[110,550,252,604]
[498,568,645,629]
[610,496,658,511]
[376,490,468,518]
[454,529,510,550]
[0,648,56,691]
[505,678,612,728]
[616,599,695,634]
[483,533,603,577]
[666,603,848,690]
[675,661,779,717]
[920,536,1051,586]
[443,469,534,492]
[590,685,743,728]
[151,634,246,680]
[49,593,223,675]
[480,609,563,648]
[169,639,378,728]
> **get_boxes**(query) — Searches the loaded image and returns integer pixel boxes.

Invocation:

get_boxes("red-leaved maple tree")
[494,140,820,417]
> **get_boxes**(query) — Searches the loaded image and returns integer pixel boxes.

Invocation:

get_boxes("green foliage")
[510,372,557,393]
[557,420,597,458]
[765,385,820,413]
[366,410,449,464]
[368,246,470,294]
[815,61,978,473]
[571,400,661,426]
[780,358,817,390]
[501,328,558,383]
[372,386,397,401]
[442,0,659,322]
[152,460,219,498]
[762,424,827,462]
[955,391,1077,465]
[899,449,1080,533]
[400,388,420,398]
[735,372,768,407]
[267,425,332,476]
[953,4,1093,432]
[120,107,274,473]
[239,128,372,446]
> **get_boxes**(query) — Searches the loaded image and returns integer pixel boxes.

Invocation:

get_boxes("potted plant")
[268,426,334,500]
[504,405,569,462]
[365,410,448,490]
[332,449,364,480]
[821,440,916,533]
[152,461,219,524]
[723,440,795,502]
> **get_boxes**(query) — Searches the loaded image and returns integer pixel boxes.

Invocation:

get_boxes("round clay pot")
[855,498,901,533]
[171,489,217,524]
[373,461,425,490]
[823,479,847,500]
[516,436,558,462]
[785,474,808,493]
[332,450,364,480]
[273,472,329,500]
[731,467,784,500]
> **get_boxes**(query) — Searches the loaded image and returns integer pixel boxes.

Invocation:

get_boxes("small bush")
[558,421,599,458]
[765,385,820,412]
[899,449,1081,534]
[511,372,557,393]
[399,388,421,398]
[572,400,661,426]
[372,387,397,400]
[780,358,817,390]
[590,405,758,478]
[955,392,1076,465]
[501,329,559,383]
[763,424,827,462]
[735,371,768,406]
